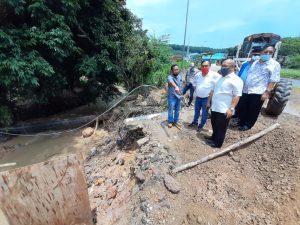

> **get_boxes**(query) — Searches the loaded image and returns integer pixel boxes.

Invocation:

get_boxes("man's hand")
[261,90,271,101]
[206,102,211,111]
[175,86,180,94]
[226,109,234,119]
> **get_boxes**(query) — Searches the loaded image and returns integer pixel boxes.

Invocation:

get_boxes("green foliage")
[281,69,300,79]
[0,0,160,126]
[169,44,228,55]
[284,55,300,69]
[279,37,300,56]
[226,46,238,57]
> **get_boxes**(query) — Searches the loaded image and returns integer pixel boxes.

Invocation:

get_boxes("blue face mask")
[252,55,260,61]
[260,54,272,61]
[220,67,230,76]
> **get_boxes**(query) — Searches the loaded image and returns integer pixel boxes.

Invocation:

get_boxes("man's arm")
[206,91,214,110]
[261,82,276,101]
[168,80,180,94]
[226,96,240,119]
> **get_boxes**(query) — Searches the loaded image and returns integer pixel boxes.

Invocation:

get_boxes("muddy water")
[0,132,92,172]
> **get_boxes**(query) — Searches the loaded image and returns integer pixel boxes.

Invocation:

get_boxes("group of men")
[167,45,281,148]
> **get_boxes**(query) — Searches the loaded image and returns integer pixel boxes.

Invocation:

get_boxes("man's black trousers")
[211,111,230,147]
[236,93,263,128]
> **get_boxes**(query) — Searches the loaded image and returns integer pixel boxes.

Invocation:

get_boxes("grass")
[281,68,300,79]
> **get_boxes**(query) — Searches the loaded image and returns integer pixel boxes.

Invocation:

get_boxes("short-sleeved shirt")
[186,67,200,84]
[212,72,243,113]
[243,58,281,94]
[192,71,221,98]
[167,74,182,99]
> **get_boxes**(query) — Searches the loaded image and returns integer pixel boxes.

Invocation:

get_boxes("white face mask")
[252,55,260,61]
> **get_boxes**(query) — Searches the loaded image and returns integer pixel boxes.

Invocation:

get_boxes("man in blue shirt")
[167,64,182,128]
[238,48,261,81]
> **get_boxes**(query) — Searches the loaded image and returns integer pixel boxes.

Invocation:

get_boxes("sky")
[126,0,300,48]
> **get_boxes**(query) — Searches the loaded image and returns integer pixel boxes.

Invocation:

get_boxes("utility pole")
[182,0,190,66]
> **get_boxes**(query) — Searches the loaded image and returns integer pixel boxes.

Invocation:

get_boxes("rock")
[135,171,146,183]
[90,147,97,155]
[140,202,148,212]
[232,156,240,162]
[266,185,273,191]
[164,174,180,194]
[106,186,118,199]
[95,178,105,186]
[118,158,125,165]
[137,137,150,147]
[164,145,170,151]
[126,124,144,132]
[229,151,233,157]
[197,216,203,224]
[262,153,268,162]
[82,127,94,138]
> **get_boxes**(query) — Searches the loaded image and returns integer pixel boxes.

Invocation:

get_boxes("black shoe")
[197,126,203,132]
[204,135,213,140]
[205,139,220,148]
[188,122,197,127]
[238,125,250,131]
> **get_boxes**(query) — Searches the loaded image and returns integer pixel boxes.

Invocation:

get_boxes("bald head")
[222,59,236,70]
[219,59,236,76]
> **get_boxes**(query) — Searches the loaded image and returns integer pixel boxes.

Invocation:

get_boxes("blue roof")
[202,53,227,60]
[187,53,227,60]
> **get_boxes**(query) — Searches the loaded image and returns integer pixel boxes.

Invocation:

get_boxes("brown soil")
[86,88,300,225]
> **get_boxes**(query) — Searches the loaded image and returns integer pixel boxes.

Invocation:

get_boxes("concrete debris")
[164,174,180,194]
[137,137,150,147]
[82,127,94,138]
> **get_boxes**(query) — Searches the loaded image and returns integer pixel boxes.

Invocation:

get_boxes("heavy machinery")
[234,33,282,64]
[234,33,292,117]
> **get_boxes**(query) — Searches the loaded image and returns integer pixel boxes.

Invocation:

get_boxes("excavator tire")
[265,79,293,116]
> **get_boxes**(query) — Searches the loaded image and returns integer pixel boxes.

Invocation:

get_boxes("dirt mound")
[85,89,300,225]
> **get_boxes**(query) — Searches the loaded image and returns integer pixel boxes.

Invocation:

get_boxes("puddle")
[0,129,106,172]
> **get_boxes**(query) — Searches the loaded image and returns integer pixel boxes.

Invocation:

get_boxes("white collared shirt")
[192,71,221,98]
[212,72,243,113]
[243,58,281,94]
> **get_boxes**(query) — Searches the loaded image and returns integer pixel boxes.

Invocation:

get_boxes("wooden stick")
[0,162,16,168]
[172,123,280,174]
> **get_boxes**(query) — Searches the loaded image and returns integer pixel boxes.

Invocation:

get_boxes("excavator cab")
[234,33,282,65]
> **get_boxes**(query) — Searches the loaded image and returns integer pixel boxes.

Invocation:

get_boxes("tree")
[279,37,300,56]
[0,0,153,126]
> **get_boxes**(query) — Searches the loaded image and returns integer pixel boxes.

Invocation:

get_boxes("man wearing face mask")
[236,45,281,131]
[238,48,261,81]
[231,48,261,126]
[189,60,221,131]
[167,64,182,128]
[183,63,199,106]
[205,59,243,148]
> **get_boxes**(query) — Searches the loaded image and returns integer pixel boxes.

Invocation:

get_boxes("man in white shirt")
[189,60,221,131]
[206,59,243,148]
[236,45,281,131]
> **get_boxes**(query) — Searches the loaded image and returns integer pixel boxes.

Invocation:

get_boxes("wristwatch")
[230,107,235,114]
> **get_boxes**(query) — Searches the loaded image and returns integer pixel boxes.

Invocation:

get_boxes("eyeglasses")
[201,65,210,68]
